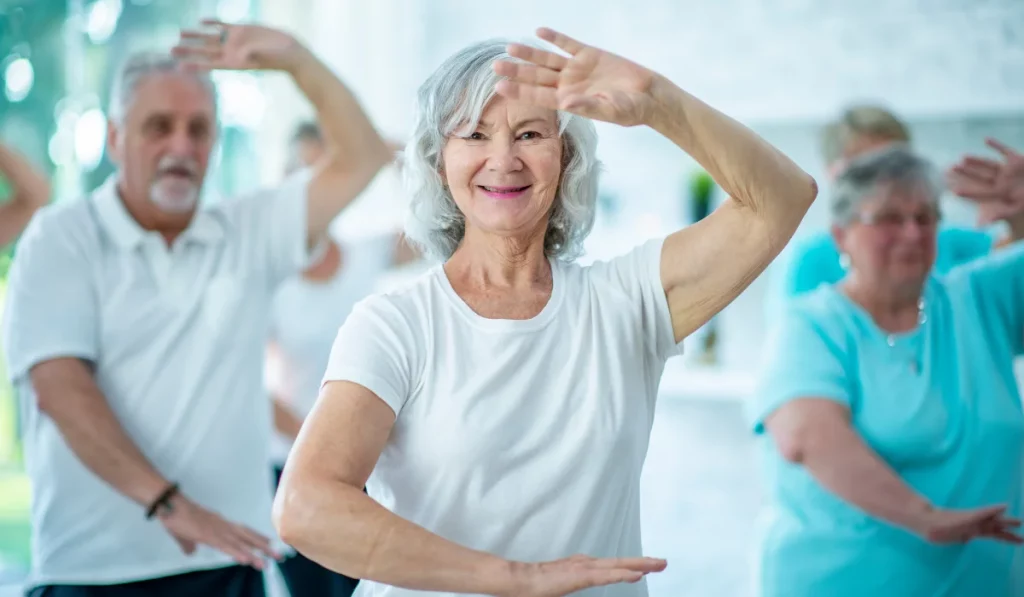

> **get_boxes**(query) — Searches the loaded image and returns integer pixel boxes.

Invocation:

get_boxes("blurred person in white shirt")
[1,21,391,597]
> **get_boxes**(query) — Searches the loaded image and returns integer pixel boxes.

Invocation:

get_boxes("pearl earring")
[839,253,851,269]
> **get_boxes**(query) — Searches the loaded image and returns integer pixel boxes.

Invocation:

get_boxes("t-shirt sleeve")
[940,226,994,266]
[1,213,99,383]
[320,296,417,416]
[782,234,842,297]
[954,240,1024,355]
[588,237,683,363]
[749,302,854,434]
[225,169,314,287]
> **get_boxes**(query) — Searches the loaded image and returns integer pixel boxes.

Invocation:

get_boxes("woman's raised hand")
[494,28,658,128]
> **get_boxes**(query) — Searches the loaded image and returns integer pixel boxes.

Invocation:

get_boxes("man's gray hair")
[108,51,217,124]
[831,144,943,226]
[402,39,601,261]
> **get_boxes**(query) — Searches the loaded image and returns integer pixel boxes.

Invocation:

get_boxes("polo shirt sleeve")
[587,237,684,364]
[749,300,855,434]
[321,295,418,417]
[2,212,99,383]
[227,169,314,288]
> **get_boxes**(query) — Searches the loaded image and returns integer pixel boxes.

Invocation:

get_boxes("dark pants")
[274,466,359,597]
[27,565,263,597]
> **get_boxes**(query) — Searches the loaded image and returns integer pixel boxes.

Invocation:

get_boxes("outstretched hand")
[915,503,1023,545]
[493,28,658,128]
[497,555,667,597]
[946,138,1024,226]
[172,19,307,73]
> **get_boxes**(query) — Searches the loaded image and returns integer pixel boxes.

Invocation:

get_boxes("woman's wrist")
[480,556,523,597]
[900,496,937,536]
[644,73,686,133]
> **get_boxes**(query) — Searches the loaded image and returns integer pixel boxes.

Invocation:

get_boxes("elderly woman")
[752,143,1024,597]
[274,27,816,597]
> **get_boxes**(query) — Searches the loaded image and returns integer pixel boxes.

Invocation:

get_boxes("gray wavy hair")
[402,40,601,261]
[831,144,942,226]
[108,51,217,124]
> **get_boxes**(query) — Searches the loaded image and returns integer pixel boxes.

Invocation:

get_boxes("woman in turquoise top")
[752,142,1024,597]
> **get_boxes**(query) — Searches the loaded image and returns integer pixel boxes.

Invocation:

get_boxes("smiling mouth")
[478,185,531,196]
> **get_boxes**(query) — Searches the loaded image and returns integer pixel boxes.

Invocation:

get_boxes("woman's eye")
[468,132,485,140]
[519,131,540,140]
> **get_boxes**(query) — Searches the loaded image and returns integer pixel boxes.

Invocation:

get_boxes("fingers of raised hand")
[947,170,1001,201]
[507,43,568,72]
[494,80,559,111]
[536,28,586,55]
[955,157,1000,182]
[171,43,220,65]
[494,61,559,88]
[174,27,225,67]
[986,137,1022,160]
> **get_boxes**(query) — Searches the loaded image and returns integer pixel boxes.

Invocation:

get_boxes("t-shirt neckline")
[433,257,566,332]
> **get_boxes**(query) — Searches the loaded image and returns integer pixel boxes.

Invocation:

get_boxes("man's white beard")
[149,176,199,213]
[149,155,201,213]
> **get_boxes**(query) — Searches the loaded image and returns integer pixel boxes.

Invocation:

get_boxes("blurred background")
[1,0,1022,595]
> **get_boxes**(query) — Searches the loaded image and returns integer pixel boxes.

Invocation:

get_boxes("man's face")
[107,72,216,216]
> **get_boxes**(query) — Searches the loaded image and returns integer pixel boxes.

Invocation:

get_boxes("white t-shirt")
[268,235,396,465]
[322,238,682,597]
[1,173,310,587]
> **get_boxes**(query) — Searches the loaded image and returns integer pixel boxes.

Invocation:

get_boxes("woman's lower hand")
[915,503,1023,545]
[497,555,667,597]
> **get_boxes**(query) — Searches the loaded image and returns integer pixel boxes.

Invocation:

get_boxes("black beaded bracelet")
[145,483,180,520]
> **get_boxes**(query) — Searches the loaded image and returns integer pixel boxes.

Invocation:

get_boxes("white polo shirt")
[2,173,311,587]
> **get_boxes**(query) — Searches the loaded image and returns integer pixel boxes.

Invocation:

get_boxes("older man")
[1,21,390,597]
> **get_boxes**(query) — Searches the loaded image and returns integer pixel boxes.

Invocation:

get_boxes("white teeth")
[483,186,524,192]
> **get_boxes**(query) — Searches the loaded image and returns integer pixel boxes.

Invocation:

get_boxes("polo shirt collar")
[92,175,226,250]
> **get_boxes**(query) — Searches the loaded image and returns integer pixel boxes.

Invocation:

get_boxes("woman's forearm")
[645,76,816,242]
[793,418,934,534]
[285,50,391,172]
[274,476,514,595]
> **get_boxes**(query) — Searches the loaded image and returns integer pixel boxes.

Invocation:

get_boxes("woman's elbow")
[801,175,819,207]
[272,472,325,549]
[271,479,303,546]
[764,411,822,465]
[773,429,808,464]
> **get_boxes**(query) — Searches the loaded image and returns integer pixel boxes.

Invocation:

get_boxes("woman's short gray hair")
[831,144,943,226]
[402,39,601,261]
[108,51,217,124]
